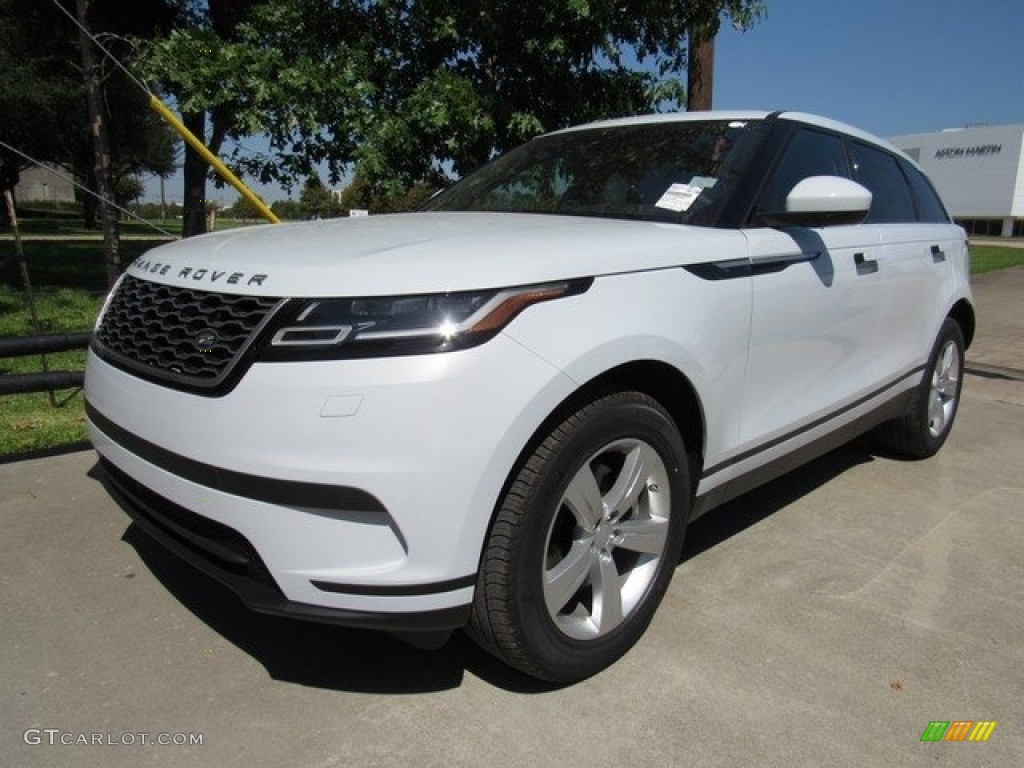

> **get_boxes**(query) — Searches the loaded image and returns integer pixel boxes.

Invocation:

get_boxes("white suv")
[86,111,973,681]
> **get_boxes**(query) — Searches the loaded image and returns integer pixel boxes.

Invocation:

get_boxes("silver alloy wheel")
[542,438,672,640]
[927,340,961,438]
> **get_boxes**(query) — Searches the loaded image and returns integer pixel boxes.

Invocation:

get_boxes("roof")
[550,109,910,164]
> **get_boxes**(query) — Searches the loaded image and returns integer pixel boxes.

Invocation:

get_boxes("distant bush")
[270,199,304,221]
[16,201,82,219]
[127,202,183,220]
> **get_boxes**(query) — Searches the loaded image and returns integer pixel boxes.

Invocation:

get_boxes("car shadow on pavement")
[119,516,559,695]
[680,441,875,564]
[109,441,876,696]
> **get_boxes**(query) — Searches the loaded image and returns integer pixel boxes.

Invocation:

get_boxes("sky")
[713,0,1024,136]
[143,0,1024,205]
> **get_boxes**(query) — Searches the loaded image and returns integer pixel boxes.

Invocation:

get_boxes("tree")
[269,198,303,221]
[338,171,437,214]
[297,176,342,219]
[227,193,262,221]
[141,0,764,230]
[350,1,763,195]
[139,0,363,236]
[0,0,81,220]
[114,175,144,207]
[78,0,125,285]
[0,0,180,229]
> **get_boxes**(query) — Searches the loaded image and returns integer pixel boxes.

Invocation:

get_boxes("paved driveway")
[2,270,1022,768]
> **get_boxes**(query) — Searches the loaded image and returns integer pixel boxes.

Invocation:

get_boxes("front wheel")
[467,392,689,682]
[875,318,965,459]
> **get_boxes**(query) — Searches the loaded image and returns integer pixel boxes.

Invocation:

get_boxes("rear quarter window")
[849,142,916,223]
[900,160,951,223]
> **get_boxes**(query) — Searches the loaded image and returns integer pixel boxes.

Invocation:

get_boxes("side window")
[900,160,950,223]
[756,129,849,214]
[849,142,916,223]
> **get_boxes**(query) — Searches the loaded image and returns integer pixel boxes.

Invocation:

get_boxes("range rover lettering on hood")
[131,258,268,287]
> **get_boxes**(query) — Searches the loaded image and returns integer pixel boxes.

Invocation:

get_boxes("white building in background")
[13,164,75,205]
[888,123,1024,238]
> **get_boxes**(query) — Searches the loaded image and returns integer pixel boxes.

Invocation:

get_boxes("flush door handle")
[854,252,878,275]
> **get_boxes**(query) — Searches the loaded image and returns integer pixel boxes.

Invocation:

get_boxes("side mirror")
[757,176,872,228]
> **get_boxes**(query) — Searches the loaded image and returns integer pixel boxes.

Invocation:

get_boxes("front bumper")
[94,457,470,632]
[85,334,574,625]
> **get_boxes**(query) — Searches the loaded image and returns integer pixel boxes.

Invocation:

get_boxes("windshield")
[423,119,769,226]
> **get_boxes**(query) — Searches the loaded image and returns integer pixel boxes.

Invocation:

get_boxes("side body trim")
[702,366,924,481]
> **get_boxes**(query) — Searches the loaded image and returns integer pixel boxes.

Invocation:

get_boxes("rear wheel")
[875,318,965,459]
[468,392,689,682]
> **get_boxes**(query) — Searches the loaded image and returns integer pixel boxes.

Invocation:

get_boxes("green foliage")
[0,0,80,188]
[139,0,765,201]
[337,173,438,214]
[139,1,368,192]
[270,198,304,221]
[0,0,180,212]
[298,175,344,219]
[226,195,264,221]
[114,176,145,207]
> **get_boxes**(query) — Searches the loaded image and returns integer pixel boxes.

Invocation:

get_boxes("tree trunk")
[77,0,122,287]
[82,167,98,230]
[687,31,715,111]
[0,153,18,228]
[0,187,10,231]
[181,111,208,237]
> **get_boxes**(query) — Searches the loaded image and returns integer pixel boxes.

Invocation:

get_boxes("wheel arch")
[490,360,707,527]
[948,299,975,349]
[572,361,706,488]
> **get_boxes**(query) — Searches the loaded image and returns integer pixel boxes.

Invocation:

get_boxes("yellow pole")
[147,95,280,224]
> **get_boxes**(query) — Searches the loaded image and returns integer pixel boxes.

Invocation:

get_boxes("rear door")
[847,141,965,380]
[737,127,881,454]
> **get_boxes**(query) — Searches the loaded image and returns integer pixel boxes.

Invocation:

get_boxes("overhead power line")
[0,139,176,238]
[50,0,153,96]
[44,0,280,225]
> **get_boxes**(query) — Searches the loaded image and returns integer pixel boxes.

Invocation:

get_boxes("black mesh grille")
[94,275,282,392]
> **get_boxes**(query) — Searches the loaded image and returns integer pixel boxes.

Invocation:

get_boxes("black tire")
[874,318,965,459]
[467,391,689,682]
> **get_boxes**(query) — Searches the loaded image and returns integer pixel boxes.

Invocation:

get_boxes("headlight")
[260,279,590,359]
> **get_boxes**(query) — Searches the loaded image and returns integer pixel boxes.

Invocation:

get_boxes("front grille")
[94,275,283,393]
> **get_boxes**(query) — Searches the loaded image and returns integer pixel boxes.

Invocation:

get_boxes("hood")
[126,212,746,297]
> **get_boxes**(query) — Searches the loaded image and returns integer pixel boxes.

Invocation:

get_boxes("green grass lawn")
[2,235,1024,459]
[0,286,102,456]
[0,238,114,456]
[969,244,1024,274]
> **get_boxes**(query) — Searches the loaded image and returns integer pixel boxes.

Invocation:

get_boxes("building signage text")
[934,144,1002,160]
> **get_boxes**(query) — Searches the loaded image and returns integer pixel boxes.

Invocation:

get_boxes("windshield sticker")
[728,121,748,128]
[688,176,718,190]
[655,183,702,212]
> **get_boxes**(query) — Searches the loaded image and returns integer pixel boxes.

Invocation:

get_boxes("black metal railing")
[0,332,90,396]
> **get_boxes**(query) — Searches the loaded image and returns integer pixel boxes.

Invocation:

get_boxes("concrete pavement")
[1,270,1022,767]
[968,265,1024,374]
